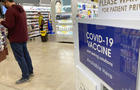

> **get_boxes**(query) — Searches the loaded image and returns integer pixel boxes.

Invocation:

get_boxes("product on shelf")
[56,14,71,20]
[55,5,73,42]
[0,26,8,62]
[77,2,98,19]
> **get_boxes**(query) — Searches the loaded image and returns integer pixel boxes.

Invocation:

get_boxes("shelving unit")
[23,6,51,39]
[55,5,73,42]
[0,25,8,62]
[76,2,98,19]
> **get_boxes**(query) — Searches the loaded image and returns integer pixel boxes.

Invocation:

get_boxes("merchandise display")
[23,6,51,39]
[48,19,53,34]
[77,2,98,19]
[55,3,73,42]
[0,25,8,62]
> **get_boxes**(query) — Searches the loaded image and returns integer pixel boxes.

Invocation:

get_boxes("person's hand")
[0,19,4,24]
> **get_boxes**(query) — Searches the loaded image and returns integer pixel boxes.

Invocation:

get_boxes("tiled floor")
[0,38,76,90]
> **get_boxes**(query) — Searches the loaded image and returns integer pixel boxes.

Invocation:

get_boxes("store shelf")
[56,20,73,25]
[55,10,73,42]
[42,13,49,15]
[26,13,37,15]
[24,5,51,39]
[32,28,39,30]
[56,12,72,15]
[56,23,73,25]
[43,15,49,16]
[23,6,51,39]
[29,34,41,38]
[56,31,73,34]
[27,16,38,18]
[25,10,50,12]
[27,22,39,25]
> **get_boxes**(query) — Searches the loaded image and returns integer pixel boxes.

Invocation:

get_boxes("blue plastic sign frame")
[78,23,140,90]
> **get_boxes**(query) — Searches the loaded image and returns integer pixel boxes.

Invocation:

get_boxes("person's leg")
[10,43,29,79]
[23,42,33,75]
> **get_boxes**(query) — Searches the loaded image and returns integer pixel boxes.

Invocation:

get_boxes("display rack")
[76,1,98,20]
[55,5,73,42]
[23,6,51,39]
[0,25,8,62]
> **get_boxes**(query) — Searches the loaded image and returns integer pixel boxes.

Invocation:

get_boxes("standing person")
[0,0,34,84]
[36,12,47,42]
[37,12,44,31]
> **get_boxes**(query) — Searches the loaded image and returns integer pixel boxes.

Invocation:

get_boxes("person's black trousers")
[10,42,33,79]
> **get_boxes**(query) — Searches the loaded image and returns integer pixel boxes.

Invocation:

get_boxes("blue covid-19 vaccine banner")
[78,23,140,90]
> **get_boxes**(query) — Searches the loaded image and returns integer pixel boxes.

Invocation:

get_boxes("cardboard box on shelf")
[0,48,8,62]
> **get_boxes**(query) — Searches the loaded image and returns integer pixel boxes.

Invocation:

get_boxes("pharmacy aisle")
[0,38,76,90]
